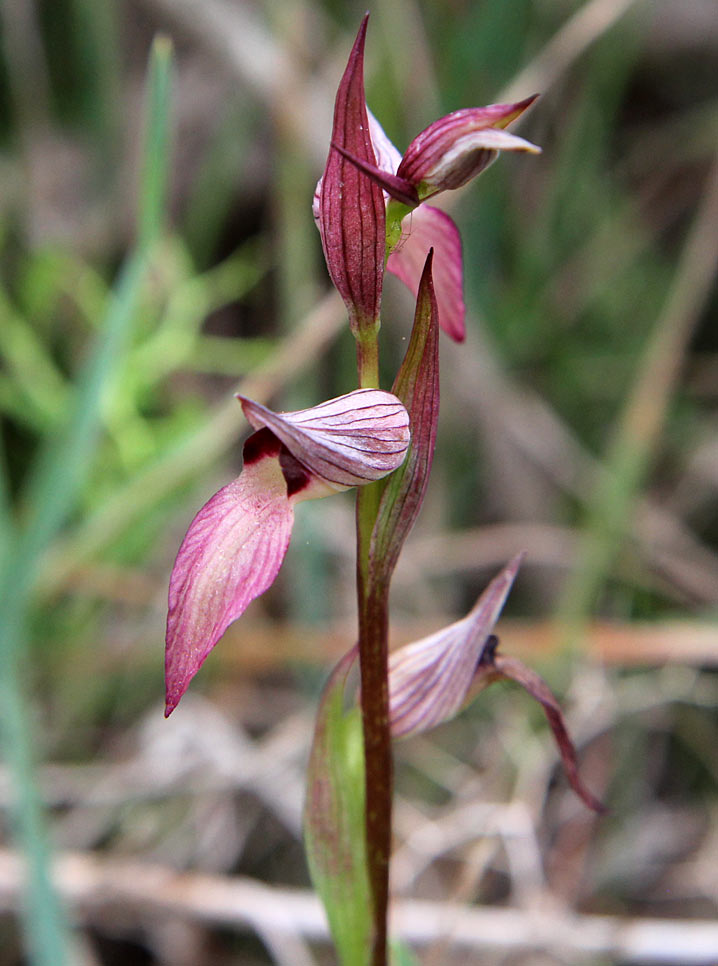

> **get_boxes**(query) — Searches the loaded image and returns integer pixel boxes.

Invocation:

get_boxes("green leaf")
[304,648,372,966]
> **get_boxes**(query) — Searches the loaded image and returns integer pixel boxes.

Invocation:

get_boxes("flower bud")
[316,16,385,333]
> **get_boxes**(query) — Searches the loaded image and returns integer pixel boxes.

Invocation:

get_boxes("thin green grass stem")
[138,37,173,253]
[0,37,173,964]
[0,612,68,965]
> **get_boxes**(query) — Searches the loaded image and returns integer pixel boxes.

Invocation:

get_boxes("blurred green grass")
[0,0,717,963]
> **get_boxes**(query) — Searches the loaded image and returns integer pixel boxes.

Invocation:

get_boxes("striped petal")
[166,390,410,714]
[238,389,410,488]
[388,552,604,811]
[317,15,385,331]
[398,96,541,199]
[389,554,523,738]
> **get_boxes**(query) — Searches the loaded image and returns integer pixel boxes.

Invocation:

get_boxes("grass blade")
[0,36,174,965]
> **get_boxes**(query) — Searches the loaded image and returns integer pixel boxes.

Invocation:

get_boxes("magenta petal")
[165,452,294,716]
[387,205,465,342]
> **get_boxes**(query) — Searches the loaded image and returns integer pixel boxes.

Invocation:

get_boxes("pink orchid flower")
[314,16,539,342]
[322,97,540,343]
[388,554,604,812]
[313,137,465,342]
[165,390,410,715]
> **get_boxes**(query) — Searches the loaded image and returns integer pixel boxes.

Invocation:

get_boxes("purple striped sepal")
[315,15,385,334]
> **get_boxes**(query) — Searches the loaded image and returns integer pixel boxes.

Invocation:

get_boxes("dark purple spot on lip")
[243,427,281,465]
[477,633,500,668]
[280,446,311,497]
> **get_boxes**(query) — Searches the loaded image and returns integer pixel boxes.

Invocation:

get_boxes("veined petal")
[389,554,523,738]
[388,551,604,812]
[415,128,540,196]
[398,96,540,198]
[238,389,410,488]
[317,15,385,331]
[165,435,294,716]
[387,205,465,342]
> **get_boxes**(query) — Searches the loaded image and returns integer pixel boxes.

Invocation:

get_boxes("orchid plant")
[165,16,601,966]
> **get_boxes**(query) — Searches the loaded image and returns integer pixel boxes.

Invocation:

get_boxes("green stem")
[355,325,391,966]
[356,329,380,390]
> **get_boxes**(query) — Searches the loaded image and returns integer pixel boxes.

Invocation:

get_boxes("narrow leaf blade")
[304,648,372,966]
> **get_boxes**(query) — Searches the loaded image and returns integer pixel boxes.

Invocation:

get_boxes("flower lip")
[242,426,282,465]
[164,448,295,716]
[237,389,411,488]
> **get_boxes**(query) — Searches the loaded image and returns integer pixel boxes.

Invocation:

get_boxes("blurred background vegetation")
[0,0,717,963]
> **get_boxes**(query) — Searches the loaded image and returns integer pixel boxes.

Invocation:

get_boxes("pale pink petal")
[367,109,403,176]
[312,177,322,227]
[238,389,410,487]
[389,554,523,738]
[387,205,465,342]
[165,444,294,715]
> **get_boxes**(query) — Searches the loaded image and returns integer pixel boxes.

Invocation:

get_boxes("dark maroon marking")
[477,633,500,668]
[279,446,312,497]
[243,427,281,465]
